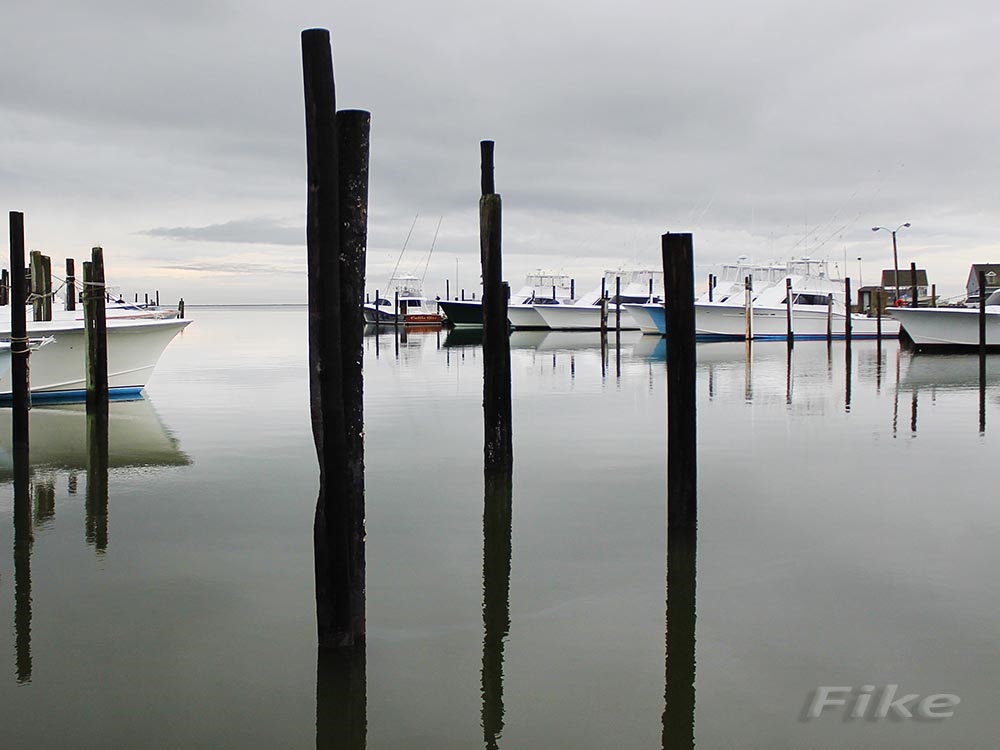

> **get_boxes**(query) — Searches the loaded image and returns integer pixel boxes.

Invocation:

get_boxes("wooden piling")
[844,277,852,345]
[480,140,512,475]
[708,273,713,302]
[744,275,753,341]
[302,28,369,649]
[178,298,185,318]
[615,275,621,335]
[445,279,450,301]
[826,293,833,343]
[0,268,8,306]
[9,212,30,451]
[29,251,45,322]
[910,262,918,308]
[979,269,987,365]
[876,289,883,342]
[570,278,575,300]
[785,278,793,348]
[156,290,160,307]
[394,290,400,330]
[600,277,608,337]
[931,283,937,307]
[82,247,109,411]
[662,232,696,536]
[65,259,76,311]
[41,255,51,321]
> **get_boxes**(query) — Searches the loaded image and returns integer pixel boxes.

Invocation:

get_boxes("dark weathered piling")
[302,28,369,649]
[29,251,51,322]
[0,268,8,306]
[570,278,575,300]
[9,212,30,450]
[844,277,852,345]
[178,298,185,318]
[931,283,937,307]
[785,278,793,349]
[65,259,76,311]
[826,293,833,343]
[480,140,512,474]
[662,233,696,536]
[83,248,109,411]
[910,262,918,308]
[445,279,450,301]
[876,289,882,342]
[744,275,753,341]
[708,273,714,302]
[615,275,622,335]
[979,269,987,371]
[394,290,400,331]
[662,231,698,747]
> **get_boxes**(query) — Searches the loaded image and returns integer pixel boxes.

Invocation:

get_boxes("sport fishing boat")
[0,316,190,401]
[532,269,663,331]
[892,290,1000,349]
[439,271,576,328]
[363,274,442,326]
[695,258,900,340]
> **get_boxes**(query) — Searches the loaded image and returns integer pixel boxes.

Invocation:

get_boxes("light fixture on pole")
[871,223,911,303]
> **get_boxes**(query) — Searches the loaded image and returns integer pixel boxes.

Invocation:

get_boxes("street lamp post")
[872,223,911,303]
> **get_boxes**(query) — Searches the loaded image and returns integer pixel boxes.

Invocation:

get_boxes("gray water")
[1,307,998,748]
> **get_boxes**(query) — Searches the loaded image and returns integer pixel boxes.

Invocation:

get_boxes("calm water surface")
[1,307,998,748]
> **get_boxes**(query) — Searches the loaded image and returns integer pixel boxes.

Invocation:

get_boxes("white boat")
[438,271,576,329]
[364,274,442,325]
[892,292,1000,348]
[0,316,191,400]
[533,269,663,331]
[621,303,664,335]
[695,258,901,340]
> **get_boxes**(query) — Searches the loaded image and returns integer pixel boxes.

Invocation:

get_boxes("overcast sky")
[2,0,998,302]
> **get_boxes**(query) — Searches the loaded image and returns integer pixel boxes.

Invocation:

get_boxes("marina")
[3,307,1000,748]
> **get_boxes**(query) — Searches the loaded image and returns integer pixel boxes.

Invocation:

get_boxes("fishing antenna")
[386,213,419,290]
[420,216,443,284]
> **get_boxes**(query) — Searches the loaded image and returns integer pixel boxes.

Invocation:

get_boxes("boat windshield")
[986,289,1000,305]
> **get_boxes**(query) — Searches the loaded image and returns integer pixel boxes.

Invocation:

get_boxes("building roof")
[966,264,1000,288]
[880,269,928,287]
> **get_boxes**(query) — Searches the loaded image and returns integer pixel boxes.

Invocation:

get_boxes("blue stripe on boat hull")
[0,386,145,406]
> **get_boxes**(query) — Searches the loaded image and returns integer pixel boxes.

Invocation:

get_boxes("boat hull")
[507,304,549,329]
[695,303,900,340]
[533,304,638,331]
[622,303,664,334]
[0,318,191,399]
[438,299,483,327]
[892,306,1000,348]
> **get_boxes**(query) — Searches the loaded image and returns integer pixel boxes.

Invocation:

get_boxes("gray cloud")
[140,217,304,246]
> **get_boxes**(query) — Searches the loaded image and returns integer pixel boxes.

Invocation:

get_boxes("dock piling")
[82,247,109,412]
[65,259,76,311]
[910,262,918,308]
[662,232,697,536]
[785,278,793,349]
[844,277,852,345]
[9,212,30,451]
[302,28,369,649]
[480,140,512,475]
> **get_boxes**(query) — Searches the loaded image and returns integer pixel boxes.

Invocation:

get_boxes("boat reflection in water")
[5,397,189,683]
[0,398,190,478]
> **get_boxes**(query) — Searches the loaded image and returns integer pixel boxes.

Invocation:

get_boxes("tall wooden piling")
[29,251,51,322]
[844,277,852,344]
[708,273,714,302]
[910,262,918,308]
[744,275,753,341]
[662,233,697,536]
[785,278,793,349]
[82,248,109,411]
[480,140,512,474]
[65,259,76,311]
[876,289,883,341]
[979,269,987,365]
[826,293,833,343]
[9,212,30,451]
[615,275,622,335]
[931,283,937,307]
[302,28,369,649]
[0,268,8,306]
[394,290,400,331]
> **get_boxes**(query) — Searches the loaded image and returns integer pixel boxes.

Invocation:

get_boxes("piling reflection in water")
[662,531,696,749]
[316,645,367,750]
[481,472,513,750]
[13,444,32,683]
[85,409,110,552]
